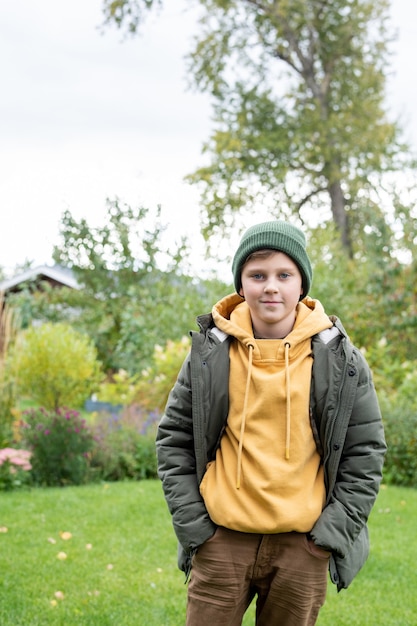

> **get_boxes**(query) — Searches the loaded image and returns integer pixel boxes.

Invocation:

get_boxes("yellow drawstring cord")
[285,342,291,460]
[236,342,254,489]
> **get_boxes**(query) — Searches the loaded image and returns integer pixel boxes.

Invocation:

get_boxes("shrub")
[379,367,417,487]
[10,322,102,410]
[0,447,32,491]
[95,369,141,406]
[20,408,94,486]
[88,406,158,482]
[382,403,417,487]
[134,435,158,479]
[360,340,417,487]
[380,378,417,488]
[134,336,190,412]
[94,335,190,415]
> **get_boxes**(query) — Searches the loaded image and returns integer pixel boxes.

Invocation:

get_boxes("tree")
[50,200,187,372]
[11,200,229,374]
[102,0,415,259]
[307,221,417,363]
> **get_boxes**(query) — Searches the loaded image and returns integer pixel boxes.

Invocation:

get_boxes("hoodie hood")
[212,293,332,349]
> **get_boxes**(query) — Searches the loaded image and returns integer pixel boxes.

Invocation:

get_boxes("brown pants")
[186,527,329,626]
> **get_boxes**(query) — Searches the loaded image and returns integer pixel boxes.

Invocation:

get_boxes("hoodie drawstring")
[236,340,291,488]
[284,342,291,460]
[236,341,254,489]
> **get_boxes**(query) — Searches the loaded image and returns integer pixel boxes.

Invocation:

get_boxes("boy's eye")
[280,273,290,279]
[252,273,264,279]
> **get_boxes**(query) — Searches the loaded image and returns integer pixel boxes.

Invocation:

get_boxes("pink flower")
[0,448,32,471]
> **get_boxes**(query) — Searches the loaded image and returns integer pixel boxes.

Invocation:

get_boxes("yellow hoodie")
[199,294,333,534]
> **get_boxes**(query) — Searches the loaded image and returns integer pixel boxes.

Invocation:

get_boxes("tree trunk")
[328,180,352,258]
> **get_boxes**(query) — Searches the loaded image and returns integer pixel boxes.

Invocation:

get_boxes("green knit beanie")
[232,221,312,296]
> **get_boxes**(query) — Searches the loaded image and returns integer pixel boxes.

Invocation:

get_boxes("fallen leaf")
[60,531,72,541]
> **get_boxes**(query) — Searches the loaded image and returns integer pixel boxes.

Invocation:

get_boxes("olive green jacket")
[156,310,386,591]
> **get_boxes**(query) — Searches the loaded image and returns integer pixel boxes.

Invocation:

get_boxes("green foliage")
[10,322,102,411]
[134,435,158,479]
[378,371,417,488]
[0,461,26,492]
[88,407,158,481]
[355,335,417,488]
[89,430,157,482]
[101,0,161,34]
[382,404,417,489]
[20,408,95,487]
[134,336,191,412]
[361,339,416,397]
[189,0,413,255]
[307,223,417,364]
[95,369,141,406]
[113,273,227,373]
[53,201,171,274]
[8,272,226,375]
[50,201,183,372]
[32,199,228,373]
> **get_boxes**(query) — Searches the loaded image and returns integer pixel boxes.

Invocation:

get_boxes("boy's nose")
[264,280,279,292]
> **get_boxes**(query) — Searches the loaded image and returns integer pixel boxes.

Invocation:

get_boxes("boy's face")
[239,251,303,339]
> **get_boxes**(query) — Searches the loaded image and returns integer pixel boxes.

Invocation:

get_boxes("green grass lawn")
[0,480,416,625]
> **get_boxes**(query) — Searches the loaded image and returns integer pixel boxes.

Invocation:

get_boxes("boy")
[156,221,386,625]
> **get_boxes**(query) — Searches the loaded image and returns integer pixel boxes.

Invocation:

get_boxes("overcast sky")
[1,0,416,278]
